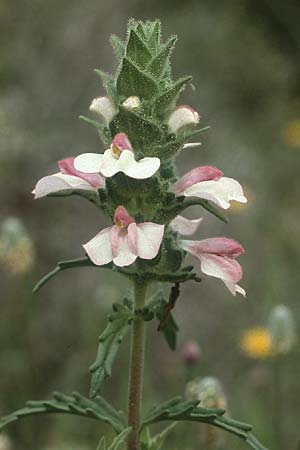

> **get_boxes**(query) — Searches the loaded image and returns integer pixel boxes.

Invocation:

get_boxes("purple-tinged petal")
[173,166,223,195]
[199,254,243,284]
[112,133,133,152]
[113,206,134,228]
[33,173,96,199]
[58,157,105,189]
[187,237,245,258]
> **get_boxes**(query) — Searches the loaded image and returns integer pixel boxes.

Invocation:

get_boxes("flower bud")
[168,105,199,133]
[267,305,296,355]
[122,96,141,109]
[182,340,201,366]
[0,217,35,274]
[89,96,116,123]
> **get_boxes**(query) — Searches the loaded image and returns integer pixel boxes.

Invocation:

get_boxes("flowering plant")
[0,19,268,450]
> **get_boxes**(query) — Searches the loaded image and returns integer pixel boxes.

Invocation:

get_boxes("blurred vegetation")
[0,1,300,449]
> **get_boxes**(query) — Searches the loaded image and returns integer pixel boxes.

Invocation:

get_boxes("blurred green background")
[1,0,300,449]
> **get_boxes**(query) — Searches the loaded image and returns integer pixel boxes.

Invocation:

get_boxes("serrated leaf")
[108,427,132,450]
[110,34,125,61]
[94,69,117,101]
[142,397,269,450]
[89,304,133,397]
[147,36,177,79]
[152,76,192,117]
[110,106,165,151]
[116,58,158,100]
[126,29,152,68]
[0,392,125,434]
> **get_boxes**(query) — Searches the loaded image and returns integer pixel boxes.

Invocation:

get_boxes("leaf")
[142,397,269,450]
[147,36,177,79]
[181,198,229,223]
[109,105,165,151]
[144,292,179,350]
[94,69,117,101]
[126,29,152,68]
[33,257,100,293]
[116,57,158,100]
[89,303,133,397]
[152,76,192,117]
[97,437,106,450]
[0,391,126,434]
[107,427,132,450]
[147,423,177,450]
[147,20,161,51]
[110,34,125,61]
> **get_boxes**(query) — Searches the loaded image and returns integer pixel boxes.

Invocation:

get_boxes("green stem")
[127,280,148,450]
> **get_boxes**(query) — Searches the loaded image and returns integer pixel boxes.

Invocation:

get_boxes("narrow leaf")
[97,437,106,450]
[107,427,132,450]
[110,34,125,61]
[147,20,161,51]
[89,304,133,397]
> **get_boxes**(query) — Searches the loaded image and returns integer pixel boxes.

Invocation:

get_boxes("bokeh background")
[1,1,300,449]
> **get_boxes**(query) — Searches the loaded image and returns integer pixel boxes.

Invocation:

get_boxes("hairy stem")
[127,280,148,450]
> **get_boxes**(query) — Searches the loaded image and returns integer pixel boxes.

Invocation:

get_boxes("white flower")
[122,96,141,109]
[74,133,160,180]
[89,96,116,123]
[168,105,199,133]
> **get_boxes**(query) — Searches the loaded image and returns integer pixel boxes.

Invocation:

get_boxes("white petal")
[34,173,95,199]
[83,228,113,266]
[99,149,121,177]
[113,234,137,267]
[182,142,202,150]
[135,223,164,259]
[183,177,247,209]
[223,280,246,297]
[117,150,160,179]
[170,216,202,236]
[74,153,104,173]
[89,97,116,123]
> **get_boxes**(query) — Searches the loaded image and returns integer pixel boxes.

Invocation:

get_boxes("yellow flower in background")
[240,327,274,359]
[282,119,300,148]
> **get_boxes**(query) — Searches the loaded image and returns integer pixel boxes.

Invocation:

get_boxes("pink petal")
[83,227,113,266]
[170,215,202,236]
[58,157,105,189]
[133,222,164,259]
[112,133,133,153]
[187,237,245,258]
[172,166,223,195]
[113,206,135,227]
[199,254,243,284]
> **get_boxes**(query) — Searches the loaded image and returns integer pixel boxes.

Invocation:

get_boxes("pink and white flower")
[84,206,165,267]
[181,237,246,296]
[89,96,116,124]
[170,215,202,236]
[74,133,160,179]
[173,166,247,210]
[33,157,105,199]
[168,105,199,133]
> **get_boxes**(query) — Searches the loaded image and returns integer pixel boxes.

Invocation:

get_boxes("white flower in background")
[122,96,141,109]
[168,105,199,133]
[173,166,247,210]
[89,96,116,123]
[33,157,105,199]
[84,206,164,267]
[74,132,160,179]
[0,434,12,450]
